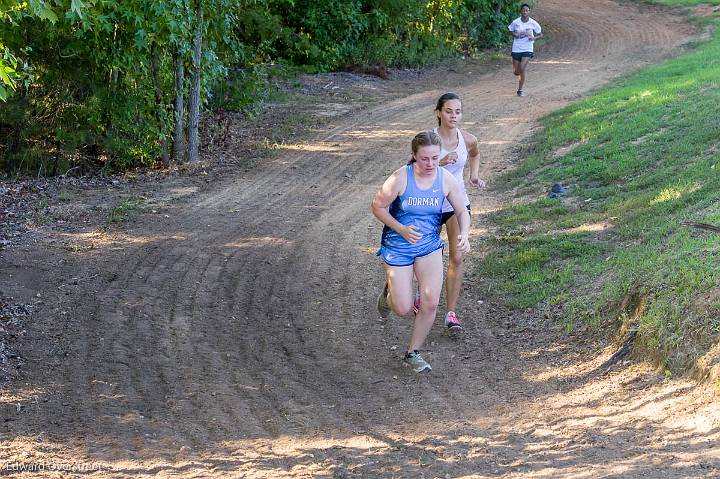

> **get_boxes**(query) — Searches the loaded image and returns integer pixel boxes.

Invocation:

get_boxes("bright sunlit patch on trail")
[224,236,294,249]
[0,386,47,405]
[56,231,188,251]
[479,140,511,146]
[492,117,526,125]
[167,186,200,196]
[341,129,417,140]
[219,436,394,476]
[534,59,579,65]
[279,143,346,152]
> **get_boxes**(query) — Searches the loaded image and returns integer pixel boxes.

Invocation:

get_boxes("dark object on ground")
[346,64,389,80]
[682,221,720,234]
[548,183,568,198]
[600,329,638,372]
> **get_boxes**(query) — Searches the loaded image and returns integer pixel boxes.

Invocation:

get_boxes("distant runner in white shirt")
[508,3,543,97]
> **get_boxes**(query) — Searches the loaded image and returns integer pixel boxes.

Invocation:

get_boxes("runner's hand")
[401,224,423,244]
[457,234,470,254]
[440,152,458,167]
[469,176,486,188]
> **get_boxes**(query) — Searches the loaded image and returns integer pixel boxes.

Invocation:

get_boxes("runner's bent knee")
[418,296,440,315]
[392,299,413,317]
[449,250,463,268]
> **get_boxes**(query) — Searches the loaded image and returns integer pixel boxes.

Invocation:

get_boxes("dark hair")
[409,131,442,163]
[520,3,530,10]
[434,92,462,126]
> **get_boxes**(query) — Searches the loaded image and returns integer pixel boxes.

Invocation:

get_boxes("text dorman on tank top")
[406,196,441,207]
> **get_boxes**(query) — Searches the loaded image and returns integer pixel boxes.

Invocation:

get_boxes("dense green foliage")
[478,14,720,371]
[0,0,521,175]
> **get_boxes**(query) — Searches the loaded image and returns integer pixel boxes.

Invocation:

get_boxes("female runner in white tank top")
[431,92,485,330]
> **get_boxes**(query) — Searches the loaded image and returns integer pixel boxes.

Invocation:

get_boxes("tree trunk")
[151,43,170,167]
[106,23,119,145]
[172,45,185,164]
[187,0,203,163]
[429,0,441,32]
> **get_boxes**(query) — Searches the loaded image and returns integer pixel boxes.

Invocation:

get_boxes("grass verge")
[108,197,145,223]
[478,8,720,372]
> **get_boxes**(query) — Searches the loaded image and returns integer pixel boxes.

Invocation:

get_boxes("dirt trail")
[2,0,719,477]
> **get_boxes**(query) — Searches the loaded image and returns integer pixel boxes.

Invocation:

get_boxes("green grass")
[57,190,75,202]
[479,10,720,370]
[108,197,145,223]
[31,198,51,225]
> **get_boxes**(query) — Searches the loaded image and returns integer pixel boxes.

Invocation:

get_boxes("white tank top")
[433,127,470,213]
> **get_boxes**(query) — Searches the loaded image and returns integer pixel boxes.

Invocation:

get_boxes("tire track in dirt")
[3,0,714,477]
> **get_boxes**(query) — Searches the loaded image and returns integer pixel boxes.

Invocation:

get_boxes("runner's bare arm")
[463,131,485,188]
[444,173,471,253]
[371,168,422,244]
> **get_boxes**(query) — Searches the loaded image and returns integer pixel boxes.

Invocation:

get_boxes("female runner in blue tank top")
[371,131,470,373]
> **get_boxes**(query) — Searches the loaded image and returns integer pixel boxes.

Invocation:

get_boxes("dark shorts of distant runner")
[440,204,471,226]
[511,51,534,61]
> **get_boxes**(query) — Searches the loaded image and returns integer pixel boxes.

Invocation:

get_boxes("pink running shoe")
[444,311,463,330]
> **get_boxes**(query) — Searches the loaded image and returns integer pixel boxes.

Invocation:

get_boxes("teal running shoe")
[404,350,432,373]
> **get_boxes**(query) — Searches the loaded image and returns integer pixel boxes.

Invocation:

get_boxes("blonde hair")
[409,130,442,163]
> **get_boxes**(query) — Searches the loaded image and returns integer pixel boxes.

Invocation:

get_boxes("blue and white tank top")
[433,127,470,213]
[380,164,445,251]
